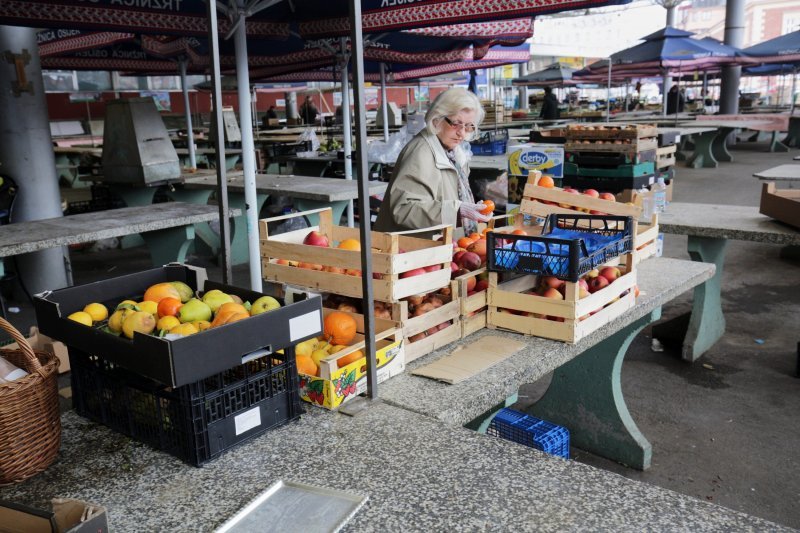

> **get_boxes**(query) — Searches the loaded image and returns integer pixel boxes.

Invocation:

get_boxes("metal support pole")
[662,72,670,116]
[607,61,612,120]
[0,25,68,294]
[233,13,261,291]
[348,0,378,400]
[380,62,390,142]
[206,1,232,284]
[286,91,298,119]
[791,68,797,115]
[720,0,745,115]
[340,41,354,228]
[517,62,528,111]
[179,59,197,170]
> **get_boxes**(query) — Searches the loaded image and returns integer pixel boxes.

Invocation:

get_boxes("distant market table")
[656,126,718,167]
[753,164,800,188]
[676,121,773,168]
[179,173,387,265]
[695,114,790,153]
[654,202,800,362]
[380,257,715,470]
[174,147,241,170]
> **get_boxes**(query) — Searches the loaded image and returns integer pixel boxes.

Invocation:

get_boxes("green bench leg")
[109,185,158,249]
[141,225,195,267]
[674,136,689,161]
[767,131,789,153]
[710,128,734,163]
[165,188,218,257]
[294,199,349,227]
[226,192,270,266]
[652,236,727,362]
[464,392,519,434]
[686,131,718,169]
[782,120,800,148]
[528,309,661,470]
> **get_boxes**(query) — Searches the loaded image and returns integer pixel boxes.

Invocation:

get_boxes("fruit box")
[486,262,637,344]
[298,309,404,410]
[759,182,800,229]
[520,178,656,264]
[565,124,658,140]
[260,207,453,302]
[33,265,323,388]
[1,326,70,374]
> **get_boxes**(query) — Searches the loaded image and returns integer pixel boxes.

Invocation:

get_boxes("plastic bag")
[367,126,414,164]
[298,127,320,151]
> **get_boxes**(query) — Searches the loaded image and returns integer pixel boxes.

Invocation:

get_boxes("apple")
[589,210,607,215]
[599,192,616,201]
[452,251,467,264]
[584,269,599,279]
[467,239,487,260]
[541,276,564,290]
[373,272,384,280]
[474,279,489,293]
[298,262,323,271]
[583,189,600,198]
[450,261,459,275]
[303,230,329,247]
[400,268,426,279]
[599,266,621,283]
[542,287,563,300]
[424,264,441,272]
[465,276,477,292]
[250,295,281,315]
[588,276,609,293]
[456,251,482,271]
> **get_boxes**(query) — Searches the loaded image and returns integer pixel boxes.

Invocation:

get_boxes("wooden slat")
[404,321,462,364]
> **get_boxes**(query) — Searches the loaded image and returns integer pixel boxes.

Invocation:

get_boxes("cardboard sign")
[411,335,525,384]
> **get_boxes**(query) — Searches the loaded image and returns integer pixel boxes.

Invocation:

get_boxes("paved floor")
[515,139,800,529]
[1,136,798,528]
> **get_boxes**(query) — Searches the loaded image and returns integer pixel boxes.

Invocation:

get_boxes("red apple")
[474,279,489,293]
[583,189,600,198]
[400,268,426,279]
[456,252,482,272]
[372,272,383,280]
[303,230,329,247]
[465,276,477,293]
[599,266,621,283]
[599,192,616,201]
[588,276,609,293]
[424,264,441,272]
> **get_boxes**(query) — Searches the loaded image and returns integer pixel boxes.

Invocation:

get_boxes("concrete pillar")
[517,63,528,110]
[720,0,745,115]
[285,91,298,119]
[0,26,68,294]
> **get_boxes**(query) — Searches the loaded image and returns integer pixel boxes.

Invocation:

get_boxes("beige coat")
[374,129,467,233]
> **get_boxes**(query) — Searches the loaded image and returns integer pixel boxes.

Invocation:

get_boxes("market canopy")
[742,30,800,66]
[512,62,578,87]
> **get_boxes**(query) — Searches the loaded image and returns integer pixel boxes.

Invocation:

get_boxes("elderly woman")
[374,87,491,233]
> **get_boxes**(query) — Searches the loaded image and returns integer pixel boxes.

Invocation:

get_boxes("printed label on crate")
[234,406,262,435]
[508,143,564,179]
[656,233,664,257]
[289,310,323,341]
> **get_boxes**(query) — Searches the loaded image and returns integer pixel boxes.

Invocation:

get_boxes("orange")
[210,302,250,328]
[337,238,361,251]
[479,200,495,215]
[457,237,474,249]
[337,350,364,369]
[538,175,555,188]
[143,283,181,304]
[157,297,183,318]
[296,354,319,377]
[468,232,481,242]
[323,311,357,345]
[511,229,527,235]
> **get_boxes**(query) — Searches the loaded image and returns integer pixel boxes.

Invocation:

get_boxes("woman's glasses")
[443,116,477,133]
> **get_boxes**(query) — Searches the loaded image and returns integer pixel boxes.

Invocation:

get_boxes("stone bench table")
[655,202,800,362]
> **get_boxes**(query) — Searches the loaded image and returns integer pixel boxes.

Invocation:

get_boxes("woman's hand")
[459,201,492,223]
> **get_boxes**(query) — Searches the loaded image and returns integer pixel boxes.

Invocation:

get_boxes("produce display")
[65,280,283,339]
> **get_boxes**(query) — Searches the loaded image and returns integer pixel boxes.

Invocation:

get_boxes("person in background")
[540,86,560,120]
[666,84,685,115]
[374,87,491,234]
[299,96,319,124]
[262,105,278,128]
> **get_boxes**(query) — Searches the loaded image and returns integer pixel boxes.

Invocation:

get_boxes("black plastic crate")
[34,265,323,387]
[487,213,633,282]
[474,129,509,144]
[561,173,655,193]
[565,149,656,167]
[658,130,680,147]
[69,346,302,466]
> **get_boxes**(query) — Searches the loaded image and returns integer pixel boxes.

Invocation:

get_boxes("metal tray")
[215,480,367,533]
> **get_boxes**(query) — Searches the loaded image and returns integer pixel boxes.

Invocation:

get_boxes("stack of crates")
[563,124,659,193]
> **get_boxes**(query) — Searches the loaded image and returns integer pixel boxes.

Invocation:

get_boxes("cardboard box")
[1,327,70,374]
[0,498,108,533]
[507,143,564,204]
[759,182,800,229]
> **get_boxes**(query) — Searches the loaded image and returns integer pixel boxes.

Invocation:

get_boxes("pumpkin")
[323,311,357,346]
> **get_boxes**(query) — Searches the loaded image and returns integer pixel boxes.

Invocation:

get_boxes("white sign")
[276,99,286,107]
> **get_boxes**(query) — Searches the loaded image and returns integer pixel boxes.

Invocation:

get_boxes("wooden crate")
[759,182,800,229]
[260,208,453,302]
[454,268,487,338]
[393,281,462,363]
[404,319,462,364]
[486,262,637,344]
[564,138,659,153]
[656,145,676,169]
[566,124,658,140]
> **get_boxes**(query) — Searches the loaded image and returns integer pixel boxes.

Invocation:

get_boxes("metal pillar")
[666,5,677,26]
[233,12,261,291]
[348,0,378,400]
[286,91,298,119]
[662,72,670,116]
[517,62,528,111]
[606,62,612,120]
[340,42,354,228]
[380,62,390,142]
[206,0,232,284]
[720,0,745,115]
[0,25,68,294]
[179,59,197,170]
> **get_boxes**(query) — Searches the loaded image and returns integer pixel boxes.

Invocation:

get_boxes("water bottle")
[639,186,655,220]
[653,177,668,214]
[0,355,28,384]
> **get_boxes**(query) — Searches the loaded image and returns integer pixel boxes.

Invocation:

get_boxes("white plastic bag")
[298,127,320,151]
[367,126,413,164]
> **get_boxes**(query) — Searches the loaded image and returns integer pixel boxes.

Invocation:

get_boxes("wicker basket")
[0,317,61,486]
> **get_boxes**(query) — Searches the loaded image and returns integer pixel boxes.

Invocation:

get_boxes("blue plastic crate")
[470,139,507,156]
[487,408,570,459]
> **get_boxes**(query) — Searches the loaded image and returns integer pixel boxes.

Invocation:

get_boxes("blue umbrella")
[512,62,578,87]
[742,30,800,65]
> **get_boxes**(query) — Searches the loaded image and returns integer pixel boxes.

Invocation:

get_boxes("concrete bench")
[0,202,239,282]
[695,114,790,152]
[655,202,800,362]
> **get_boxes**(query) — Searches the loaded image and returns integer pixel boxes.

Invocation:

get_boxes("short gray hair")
[425,87,484,139]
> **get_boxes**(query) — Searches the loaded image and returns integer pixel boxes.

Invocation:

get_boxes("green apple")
[177,298,212,323]
[250,295,281,316]
[202,289,234,313]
